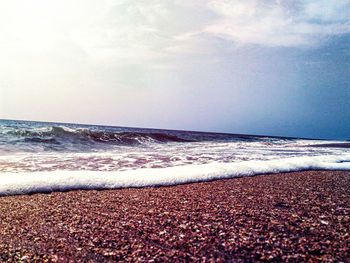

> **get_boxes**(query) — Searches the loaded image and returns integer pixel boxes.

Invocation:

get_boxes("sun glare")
[3,0,82,52]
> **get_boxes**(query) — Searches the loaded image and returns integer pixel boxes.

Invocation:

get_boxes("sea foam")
[1,154,349,196]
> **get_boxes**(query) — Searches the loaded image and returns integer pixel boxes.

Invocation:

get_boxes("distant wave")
[6,126,190,145]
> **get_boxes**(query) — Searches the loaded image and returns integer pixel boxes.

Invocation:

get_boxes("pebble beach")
[0,170,349,262]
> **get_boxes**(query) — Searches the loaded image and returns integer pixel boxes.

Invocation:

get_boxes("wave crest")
[7,126,189,145]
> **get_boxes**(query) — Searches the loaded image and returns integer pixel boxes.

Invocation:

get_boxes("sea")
[0,119,349,196]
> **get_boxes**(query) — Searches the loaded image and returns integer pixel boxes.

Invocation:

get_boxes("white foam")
[1,154,350,196]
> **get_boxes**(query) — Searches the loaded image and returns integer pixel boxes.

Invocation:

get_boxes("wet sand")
[0,170,349,262]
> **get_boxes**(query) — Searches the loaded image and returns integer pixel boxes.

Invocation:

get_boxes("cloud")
[205,0,350,47]
[1,0,350,68]
[65,0,350,60]
[71,0,215,62]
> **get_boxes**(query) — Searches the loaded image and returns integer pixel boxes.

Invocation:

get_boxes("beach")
[2,1,350,262]
[0,170,349,262]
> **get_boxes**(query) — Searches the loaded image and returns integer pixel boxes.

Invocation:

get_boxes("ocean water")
[0,119,349,195]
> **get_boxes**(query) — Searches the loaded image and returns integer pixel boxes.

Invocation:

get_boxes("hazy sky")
[0,0,349,139]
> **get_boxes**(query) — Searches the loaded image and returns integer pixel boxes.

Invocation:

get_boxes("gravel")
[0,170,349,262]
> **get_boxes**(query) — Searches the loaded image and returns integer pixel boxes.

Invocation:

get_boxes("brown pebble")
[0,170,349,262]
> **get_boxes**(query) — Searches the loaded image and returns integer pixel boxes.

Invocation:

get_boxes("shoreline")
[2,152,350,196]
[0,170,349,262]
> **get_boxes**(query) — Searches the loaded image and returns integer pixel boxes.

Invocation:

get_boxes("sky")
[0,0,349,140]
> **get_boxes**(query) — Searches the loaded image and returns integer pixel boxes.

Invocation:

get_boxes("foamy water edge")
[1,154,350,196]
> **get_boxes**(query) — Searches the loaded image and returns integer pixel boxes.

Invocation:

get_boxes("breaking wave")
[6,126,189,146]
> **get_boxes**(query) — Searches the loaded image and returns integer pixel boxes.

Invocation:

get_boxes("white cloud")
[1,0,349,68]
[205,0,350,47]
